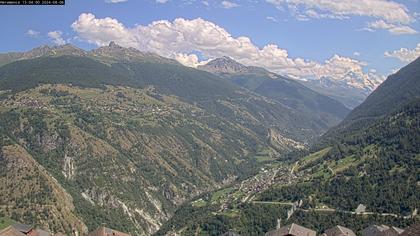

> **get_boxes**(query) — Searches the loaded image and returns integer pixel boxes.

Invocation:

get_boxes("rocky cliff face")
[0,144,88,235]
[198,56,251,74]
[0,84,305,235]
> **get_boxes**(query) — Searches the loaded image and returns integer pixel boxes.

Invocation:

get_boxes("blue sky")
[0,0,419,81]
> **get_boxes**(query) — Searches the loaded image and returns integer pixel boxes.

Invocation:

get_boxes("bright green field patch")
[389,165,406,174]
[218,209,240,218]
[301,147,331,163]
[255,155,275,163]
[312,168,332,179]
[211,187,234,203]
[0,217,15,230]
[253,147,275,163]
[298,147,332,171]
[192,198,207,208]
[332,155,357,172]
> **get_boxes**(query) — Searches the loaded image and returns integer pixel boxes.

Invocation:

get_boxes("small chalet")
[88,227,130,236]
[265,223,316,236]
[355,204,367,214]
[322,225,356,236]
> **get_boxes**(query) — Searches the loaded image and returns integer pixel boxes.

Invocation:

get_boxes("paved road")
[250,201,414,219]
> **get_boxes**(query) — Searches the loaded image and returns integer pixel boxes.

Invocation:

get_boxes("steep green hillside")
[325,57,420,140]
[156,100,420,235]
[198,57,350,132]
[0,52,23,67]
[0,49,335,142]
[347,57,420,121]
[157,58,420,236]
[0,84,287,234]
[0,55,233,100]
[0,142,88,235]
[261,99,420,213]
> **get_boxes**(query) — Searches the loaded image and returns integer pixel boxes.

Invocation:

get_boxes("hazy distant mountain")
[298,70,384,109]
[199,56,382,110]
[273,56,420,218]
[323,56,420,141]
[344,57,420,123]
[199,57,350,130]
[283,57,420,215]
[299,78,370,109]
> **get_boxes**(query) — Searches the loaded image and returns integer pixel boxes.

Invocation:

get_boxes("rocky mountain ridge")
[198,56,350,130]
[0,42,176,67]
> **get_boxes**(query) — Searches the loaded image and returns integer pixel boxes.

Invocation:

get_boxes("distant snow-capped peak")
[313,70,385,92]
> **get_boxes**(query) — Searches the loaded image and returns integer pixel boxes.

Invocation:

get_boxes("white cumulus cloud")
[266,0,416,35]
[266,16,278,22]
[71,13,137,48]
[385,43,420,62]
[365,20,417,35]
[26,29,40,37]
[266,0,413,24]
[71,13,384,89]
[175,53,211,67]
[221,1,239,9]
[47,30,66,45]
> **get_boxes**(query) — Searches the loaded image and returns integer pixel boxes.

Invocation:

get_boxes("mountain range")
[0,43,350,235]
[298,70,383,109]
[1,42,417,236]
[0,44,377,110]
[195,54,381,109]
[198,56,350,125]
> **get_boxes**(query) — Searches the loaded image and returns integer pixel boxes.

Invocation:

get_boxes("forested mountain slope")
[198,57,350,132]
[0,43,346,142]
[0,43,348,235]
[157,57,420,235]
[323,56,420,141]
[347,57,420,121]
